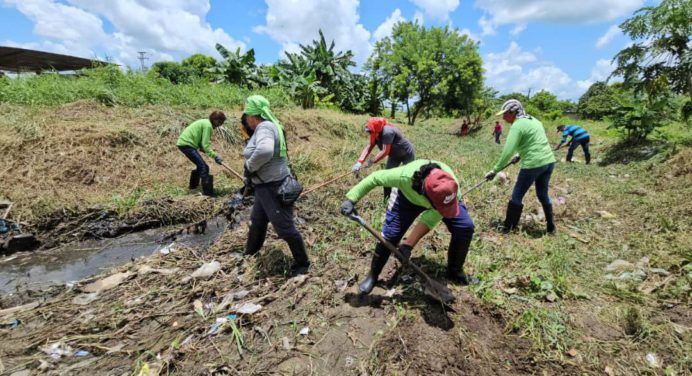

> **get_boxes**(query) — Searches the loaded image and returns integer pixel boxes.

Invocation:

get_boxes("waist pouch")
[277,174,303,206]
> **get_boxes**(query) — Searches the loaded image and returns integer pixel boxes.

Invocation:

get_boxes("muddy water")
[0,217,229,293]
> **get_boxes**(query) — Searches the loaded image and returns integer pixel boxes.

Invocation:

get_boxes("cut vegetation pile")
[0,101,690,375]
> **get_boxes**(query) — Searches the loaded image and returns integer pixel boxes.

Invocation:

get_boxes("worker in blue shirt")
[555,124,591,164]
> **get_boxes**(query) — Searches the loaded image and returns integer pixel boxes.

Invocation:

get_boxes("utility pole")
[526,87,532,99]
[137,51,149,72]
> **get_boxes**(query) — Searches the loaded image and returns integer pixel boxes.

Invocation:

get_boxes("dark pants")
[383,153,415,199]
[250,180,301,240]
[382,192,475,247]
[178,146,209,177]
[494,132,501,144]
[567,137,590,162]
[511,163,554,206]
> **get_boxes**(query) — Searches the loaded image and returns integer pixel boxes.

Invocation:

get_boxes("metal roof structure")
[0,46,111,72]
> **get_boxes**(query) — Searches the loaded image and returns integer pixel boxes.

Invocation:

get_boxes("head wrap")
[496,99,528,118]
[244,95,287,157]
[365,117,387,145]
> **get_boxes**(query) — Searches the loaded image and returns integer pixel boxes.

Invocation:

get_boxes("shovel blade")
[423,279,456,305]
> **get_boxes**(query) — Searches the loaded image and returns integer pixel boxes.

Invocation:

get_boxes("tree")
[150,61,192,84]
[610,94,673,140]
[612,0,692,100]
[367,22,483,125]
[577,82,620,120]
[210,44,260,88]
[181,54,217,81]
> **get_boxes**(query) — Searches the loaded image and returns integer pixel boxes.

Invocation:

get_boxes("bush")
[610,96,673,141]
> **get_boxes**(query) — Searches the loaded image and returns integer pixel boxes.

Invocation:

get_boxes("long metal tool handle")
[348,213,431,282]
[220,162,244,181]
[302,171,351,196]
[462,156,520,196]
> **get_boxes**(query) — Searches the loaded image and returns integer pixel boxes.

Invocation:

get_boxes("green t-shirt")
[494,116,556,171]
[345,159,461,229]
[176,119,217,158]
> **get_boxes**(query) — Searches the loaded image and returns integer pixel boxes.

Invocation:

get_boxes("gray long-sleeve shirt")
[243,120,290,184]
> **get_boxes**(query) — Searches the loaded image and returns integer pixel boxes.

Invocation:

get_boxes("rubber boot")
[243,222,267,256]
[201,175,214,197]
[446,236,480,285]
[585,153,591,165]
[189,170,200,190]
[503,201,523,233]
[542,203,556,234]
[285,235,310,276]
[359,243,391,294]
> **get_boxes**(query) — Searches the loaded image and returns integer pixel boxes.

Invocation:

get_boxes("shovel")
[347,213,456,305]
[462,154,520,196]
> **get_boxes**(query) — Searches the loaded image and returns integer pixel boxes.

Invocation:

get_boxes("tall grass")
[0,66,293,108]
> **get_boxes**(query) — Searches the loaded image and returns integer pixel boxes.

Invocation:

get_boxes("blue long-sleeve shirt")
[560,125,589,143]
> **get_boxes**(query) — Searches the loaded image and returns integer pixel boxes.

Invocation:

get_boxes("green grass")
[0,66,293,108]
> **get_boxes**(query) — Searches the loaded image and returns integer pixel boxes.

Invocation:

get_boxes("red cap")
[424,169,460,218]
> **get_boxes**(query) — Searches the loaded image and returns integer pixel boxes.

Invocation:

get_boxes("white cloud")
[596,25,621,48]
[475,0,644,26]
[410,0,459,21]
[413,10,425,25]
[254,0,371,63]
[485,42,612,100]
[576,58,617,92]
[373,9,405,41]
[478,15,496,36]
[3,0,244,68]
[510,24,526,36]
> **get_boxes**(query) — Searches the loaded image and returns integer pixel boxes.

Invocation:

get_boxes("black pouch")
[277,173,303,205]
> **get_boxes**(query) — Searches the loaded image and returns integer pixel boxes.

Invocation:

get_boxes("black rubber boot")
[446,236,480,285]
[585,153,591,165]
[189,170,200,190]
[542,203,556,234]
[243,222,267,256]
[359,243,391,294]
[285,235,310,276]
[503,201,523,233]
[201,175,214,197]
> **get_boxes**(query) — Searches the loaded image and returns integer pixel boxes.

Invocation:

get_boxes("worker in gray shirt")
[351,117,416,200]
[242,95,309,276]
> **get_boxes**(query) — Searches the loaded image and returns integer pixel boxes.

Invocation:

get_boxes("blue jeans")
[511,163,554,206]
[382,192,474,245]
[567,137,590,162]
[178,146,209,177]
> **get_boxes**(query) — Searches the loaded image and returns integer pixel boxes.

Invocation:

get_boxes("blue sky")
[0,0,654,100]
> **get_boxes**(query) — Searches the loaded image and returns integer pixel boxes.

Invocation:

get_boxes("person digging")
[485,99,557,234]
[340,159,479,295]
[351,117,416,201]
[176,111,226,196]
[555,124,591,164]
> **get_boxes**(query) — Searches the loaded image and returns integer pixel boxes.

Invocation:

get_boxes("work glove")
[214,155,224,165]
[340,200,355,216]
[484,170,496,181]
[510,154,521,164]
[364,159,374,168]
[396,244,413,263]
[351,162,362,173]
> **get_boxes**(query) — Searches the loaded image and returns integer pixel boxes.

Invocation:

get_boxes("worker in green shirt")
[340,159,478,295]
[485,99,557,234]
[176,111,226,196]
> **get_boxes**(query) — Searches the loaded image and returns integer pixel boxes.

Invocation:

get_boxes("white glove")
[351,162,362,172]
[364,159,374,168]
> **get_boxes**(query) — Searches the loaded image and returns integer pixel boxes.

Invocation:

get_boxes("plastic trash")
[645,353,659,368]
[42,342,73,360]
[158,242,176,255]
[233,302,262,314]
[299,326,309,336]
[1,319,19,329]
[75,350,90,357]
[190,261,221,279]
